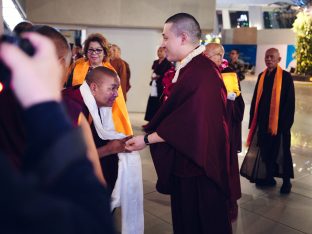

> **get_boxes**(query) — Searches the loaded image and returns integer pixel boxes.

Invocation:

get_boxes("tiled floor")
[115,76,312,234]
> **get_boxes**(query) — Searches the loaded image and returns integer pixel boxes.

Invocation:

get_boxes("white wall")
[25,0,216,31]
[87,27,163,112]
[257,29,296,45]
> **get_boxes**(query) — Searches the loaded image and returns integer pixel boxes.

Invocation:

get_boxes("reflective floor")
[115,75,312,234]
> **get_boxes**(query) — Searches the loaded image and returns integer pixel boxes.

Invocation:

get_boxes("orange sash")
[72,59,133,136]
[246,65,283,146]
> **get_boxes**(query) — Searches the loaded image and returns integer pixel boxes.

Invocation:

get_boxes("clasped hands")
[105,135,147,154]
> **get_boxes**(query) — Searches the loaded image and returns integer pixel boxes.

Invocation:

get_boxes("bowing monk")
[62,66,144,234]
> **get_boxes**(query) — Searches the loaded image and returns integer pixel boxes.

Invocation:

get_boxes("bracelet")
[144,133,151,145]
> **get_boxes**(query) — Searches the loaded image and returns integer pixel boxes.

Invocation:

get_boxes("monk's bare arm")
[125,132,164,151]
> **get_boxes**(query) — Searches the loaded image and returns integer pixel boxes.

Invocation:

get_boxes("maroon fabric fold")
[146,54,230,196]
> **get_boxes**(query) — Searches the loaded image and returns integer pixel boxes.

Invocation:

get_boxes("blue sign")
[286,45,296,69]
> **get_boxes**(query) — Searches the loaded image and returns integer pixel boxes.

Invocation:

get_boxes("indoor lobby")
[1,0,312,234]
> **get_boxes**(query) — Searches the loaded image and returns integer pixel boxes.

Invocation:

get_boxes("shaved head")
[34,25,71,65]
[86,66,118,85]
[204,43,224,66]
[265,48,281,71]
[205,43,224,56]
[34,25,71,86]
[266,48,280,56]
[165,13,201,45]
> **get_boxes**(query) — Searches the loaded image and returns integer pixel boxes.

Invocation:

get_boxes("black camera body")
[0,34,35,91]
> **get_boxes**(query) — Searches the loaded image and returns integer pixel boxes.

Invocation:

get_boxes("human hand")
[106,136,133,155]
[125,135,146,151]
[151,73,159,80]
[0,33,62,108]
[121,136,133,153]
[227,92,236,101]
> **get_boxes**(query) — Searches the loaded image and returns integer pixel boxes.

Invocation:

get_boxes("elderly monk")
[244,48,295,194]
[205,42,245,222]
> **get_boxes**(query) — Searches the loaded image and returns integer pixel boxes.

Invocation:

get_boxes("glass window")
[229,11,249,28]
[216,10,223,33]
[263,10,297,29]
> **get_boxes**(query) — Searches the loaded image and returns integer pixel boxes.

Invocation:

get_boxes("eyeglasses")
[87,48,104,54]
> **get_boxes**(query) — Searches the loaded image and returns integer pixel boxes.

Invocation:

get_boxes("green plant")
[292,11,312,75]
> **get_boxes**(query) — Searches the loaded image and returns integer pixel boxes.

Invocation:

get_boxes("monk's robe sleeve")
[147,56,230,195]
[279,72,295,132]
[249,74,261,128]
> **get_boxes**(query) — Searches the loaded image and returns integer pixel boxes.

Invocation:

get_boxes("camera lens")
[0,34,35,92]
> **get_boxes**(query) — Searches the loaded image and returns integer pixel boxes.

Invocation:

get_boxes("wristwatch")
[144,133,151,145]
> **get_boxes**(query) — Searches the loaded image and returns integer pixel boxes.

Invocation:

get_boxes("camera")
[0,34,35,91]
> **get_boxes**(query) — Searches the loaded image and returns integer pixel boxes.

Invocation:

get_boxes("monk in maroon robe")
[204,42,245,222]
[126,13,232,234]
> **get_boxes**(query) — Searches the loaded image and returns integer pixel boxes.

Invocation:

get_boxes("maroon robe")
[146,54,232,234]
[222,68,245,221]
[110,58,128,101]
[124,60,131,92]
[62,86,119,194]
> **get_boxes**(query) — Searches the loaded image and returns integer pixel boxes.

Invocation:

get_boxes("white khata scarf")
[80,81,144,234]
[172,45,206,83]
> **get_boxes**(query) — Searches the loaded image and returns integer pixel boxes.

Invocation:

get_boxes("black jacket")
[0,102,115,234]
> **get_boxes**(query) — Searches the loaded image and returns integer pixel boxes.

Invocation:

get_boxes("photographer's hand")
[0,33,62,108]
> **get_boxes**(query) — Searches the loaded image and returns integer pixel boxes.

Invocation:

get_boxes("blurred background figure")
[229,49,246,81]
[71,43,83,63]
[143,46,172,127]
[109,44,129,101]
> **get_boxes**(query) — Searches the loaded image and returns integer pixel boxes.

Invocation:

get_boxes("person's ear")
[180,32,188,44]
[278,56,282,63]
[89,82,98,96]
